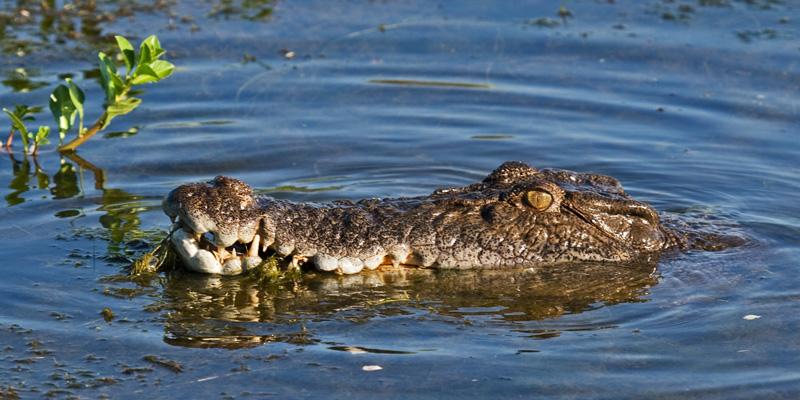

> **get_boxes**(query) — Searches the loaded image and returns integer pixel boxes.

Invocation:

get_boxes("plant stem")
[4,128,13,149]
[57,112,107,153]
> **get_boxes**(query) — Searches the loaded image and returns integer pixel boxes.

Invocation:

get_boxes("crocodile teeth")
[249,234,260,257]
[313,254,338,272]
[231,248,237,258]
[217,245,229,260]
[363,254,383,270]
[338,257,364,274]
[171,229,228,274]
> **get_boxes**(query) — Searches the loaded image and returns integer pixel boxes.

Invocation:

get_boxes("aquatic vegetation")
[209,0,276,21]
[99,307,115,322]
[246,254,304,285]
[129,232,178,276]
[142,355,183,373]
[130,230,301,286]
[126,221,300,285]
[2,104,40,150]
[2,34,174,154]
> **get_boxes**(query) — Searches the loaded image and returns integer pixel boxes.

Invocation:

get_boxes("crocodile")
[162,161,741,275]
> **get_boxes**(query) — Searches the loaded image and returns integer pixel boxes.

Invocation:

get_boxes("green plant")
[3,34,174,154]
[49,78,84,143]
[2,105,48,154]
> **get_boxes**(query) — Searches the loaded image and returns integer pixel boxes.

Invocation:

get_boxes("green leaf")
[65,78,85,134]
[34,126,50,145]
[131,64,159,85]
[98,52,119,103]
[137,44,152,70]
[115,35,136,77]
[103,97,142,128]
[13,104,40,120]
[110,72,125,95]
[131,59,174,85]
[49,84,77,136]
[3,107,30,149]
[141,35,165,59]
[107,97,142,117]
[28,126,50,154]
[101,97,142,129]
[148,60,174,79]
[135,35,166,75]
[152,47,165,60]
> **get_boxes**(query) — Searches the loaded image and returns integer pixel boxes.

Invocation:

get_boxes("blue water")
[1,1,799,398]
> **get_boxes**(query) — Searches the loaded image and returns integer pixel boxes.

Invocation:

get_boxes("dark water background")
[1,0,799,398]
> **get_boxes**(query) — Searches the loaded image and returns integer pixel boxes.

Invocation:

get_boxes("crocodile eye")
[525,190,553,211]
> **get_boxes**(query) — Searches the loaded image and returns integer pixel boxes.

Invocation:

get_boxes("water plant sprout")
[2,35,174,154]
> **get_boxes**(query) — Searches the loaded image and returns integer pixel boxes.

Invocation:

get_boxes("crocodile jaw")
[169,224,389,275]
[170,228,264,275]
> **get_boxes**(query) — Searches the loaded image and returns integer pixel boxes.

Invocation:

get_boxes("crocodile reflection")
[158,260,658,349]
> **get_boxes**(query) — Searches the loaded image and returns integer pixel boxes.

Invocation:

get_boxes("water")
[1,0,799,398]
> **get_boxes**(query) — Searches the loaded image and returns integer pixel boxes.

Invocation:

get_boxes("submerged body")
[163,162,730,275]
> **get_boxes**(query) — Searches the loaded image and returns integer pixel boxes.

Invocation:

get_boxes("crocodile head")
[163,162,676,275]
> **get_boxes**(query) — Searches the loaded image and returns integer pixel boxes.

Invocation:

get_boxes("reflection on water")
[5,152,47,206]
[97,188,146,248]
[5,152,92,207]
[50,159,79,199]
[209,0,276,21]
[155,262,658,349]
[1,67,47,92]
[0,0,125,56]
[0,0,278,58]
[4,151,154,258]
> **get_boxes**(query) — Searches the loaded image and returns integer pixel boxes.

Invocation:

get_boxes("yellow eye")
[526,190,553,211]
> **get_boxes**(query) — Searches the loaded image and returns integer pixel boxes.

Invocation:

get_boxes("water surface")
[1,1,799,398]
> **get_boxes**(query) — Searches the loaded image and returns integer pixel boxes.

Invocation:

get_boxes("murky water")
[1,0,799,398]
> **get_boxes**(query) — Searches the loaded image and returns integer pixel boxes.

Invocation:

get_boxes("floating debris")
[369,79,491,89]
[281,49,296,59]
[342,347,367,354]
[471,134,514,141]
[742,314,761,321]
[100,307,115,322]
[120,366,154,375]
[143,355,183,373]
[526,17,560,28]
[362,365,383,372]
[1,386,20,399]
